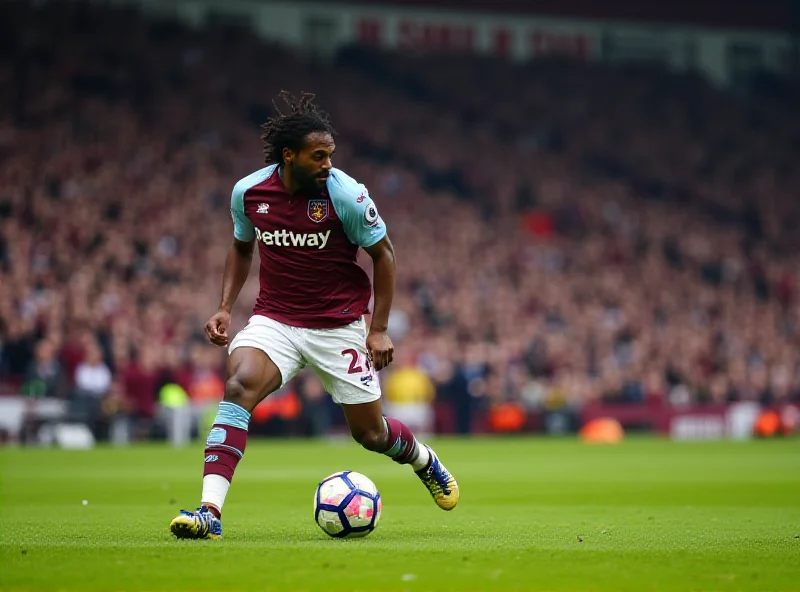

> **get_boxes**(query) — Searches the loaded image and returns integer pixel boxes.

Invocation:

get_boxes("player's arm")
[219,238,255,314]
[364,236,396,371]
[328,171,394,369]
[206,238,255,347]
[205,184,257,347]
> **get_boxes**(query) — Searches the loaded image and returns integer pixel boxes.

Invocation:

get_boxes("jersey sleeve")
[328,169,387,248]
[230,180,255,242]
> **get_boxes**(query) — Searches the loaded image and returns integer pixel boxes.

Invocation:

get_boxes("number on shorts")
[341,349,363,374]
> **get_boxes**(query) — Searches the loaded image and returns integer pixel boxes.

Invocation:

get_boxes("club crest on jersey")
[307,199,329,223]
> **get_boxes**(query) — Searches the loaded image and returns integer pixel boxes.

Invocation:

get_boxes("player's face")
[288,132,335,195]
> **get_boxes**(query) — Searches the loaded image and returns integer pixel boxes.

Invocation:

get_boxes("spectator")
[70,339,113,437]
[186,346,225,406]
[74,340,113,399]
[21,339,67,398]
[120,348,161,439]
[383,350,436,436]
[297,375,333,438]
[432,356,473,435]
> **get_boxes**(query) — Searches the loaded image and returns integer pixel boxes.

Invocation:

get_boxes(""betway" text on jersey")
[254,228,331,249]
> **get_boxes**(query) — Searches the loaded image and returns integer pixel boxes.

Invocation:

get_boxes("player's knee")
[223,376,258,413]
[352,427,387,452]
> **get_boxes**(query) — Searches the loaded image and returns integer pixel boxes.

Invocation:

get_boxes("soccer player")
[170,92,459,539]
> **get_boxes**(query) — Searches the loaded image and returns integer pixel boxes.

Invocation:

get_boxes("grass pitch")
[1,436,799,591]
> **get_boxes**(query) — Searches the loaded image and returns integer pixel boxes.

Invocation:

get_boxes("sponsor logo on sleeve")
[364,203,380,227]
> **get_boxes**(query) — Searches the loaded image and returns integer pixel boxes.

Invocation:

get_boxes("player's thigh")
[227,315,306,407]
[302,317,381,407]
[224,347,281,408]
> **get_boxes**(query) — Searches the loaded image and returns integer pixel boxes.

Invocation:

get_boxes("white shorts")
[228,315,381,405]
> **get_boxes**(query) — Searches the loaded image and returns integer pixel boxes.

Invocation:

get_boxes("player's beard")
[290,162,326,196]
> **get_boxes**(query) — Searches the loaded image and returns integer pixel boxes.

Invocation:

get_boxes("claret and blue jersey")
[230,165,387,329]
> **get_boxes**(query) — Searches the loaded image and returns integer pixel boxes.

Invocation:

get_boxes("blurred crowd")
[0,2,798,439]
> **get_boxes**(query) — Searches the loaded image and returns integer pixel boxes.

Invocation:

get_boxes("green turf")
[1,437,799,591]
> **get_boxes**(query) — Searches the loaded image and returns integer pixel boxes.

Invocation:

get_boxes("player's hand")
[205,310,231,347]
[366,330,394,372]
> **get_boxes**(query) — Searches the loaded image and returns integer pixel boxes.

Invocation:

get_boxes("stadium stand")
[0,1,798,442]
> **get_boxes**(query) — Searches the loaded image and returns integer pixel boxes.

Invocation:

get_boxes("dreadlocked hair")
[260,91,336,165]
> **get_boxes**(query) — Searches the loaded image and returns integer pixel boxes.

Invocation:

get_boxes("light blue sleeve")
[328,168,387,248]
[230,165,277,241]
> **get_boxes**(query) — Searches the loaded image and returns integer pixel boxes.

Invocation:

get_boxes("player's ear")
[282,146,294,164]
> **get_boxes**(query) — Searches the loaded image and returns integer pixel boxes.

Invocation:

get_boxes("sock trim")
[214,402,251,430]
[382,417,421,464]
[206,443,244,458]
[384,436,403,457]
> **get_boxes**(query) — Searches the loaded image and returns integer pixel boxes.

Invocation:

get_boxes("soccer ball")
[314,471,382,538]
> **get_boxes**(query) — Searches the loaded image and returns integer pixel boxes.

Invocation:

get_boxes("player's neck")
[277,165,301,195]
